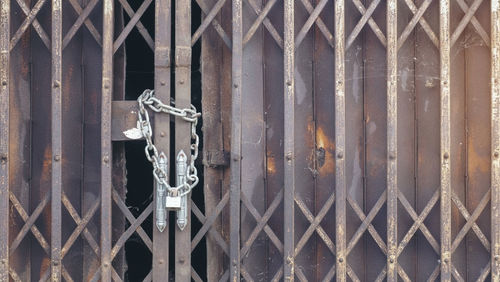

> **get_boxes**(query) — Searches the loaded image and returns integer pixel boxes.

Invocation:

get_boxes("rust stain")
[315,126,335,174]
[267,156,276,175]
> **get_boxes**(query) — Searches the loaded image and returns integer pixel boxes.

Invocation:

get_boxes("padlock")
[166,191,182,210]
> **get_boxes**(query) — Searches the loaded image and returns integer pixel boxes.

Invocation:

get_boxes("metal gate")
[2,0,500,280]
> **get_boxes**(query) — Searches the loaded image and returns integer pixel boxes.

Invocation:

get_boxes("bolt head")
[1,81,6,86]
[54,155,60,162]
[495,152,499,158]
[444,152,449,159]
[103,156,109,163]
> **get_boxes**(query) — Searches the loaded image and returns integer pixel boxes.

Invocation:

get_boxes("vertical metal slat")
[0,0,9,279]
[152,0,171,278]
[440,0,452,280]
[334,0,346,280]
[101,0,114,279]
[175,0,192,277]
[386,0,398,280]
[230,0,242,279]
[492,0,500,279]
[283,0,294,280]
[51,0,63,279]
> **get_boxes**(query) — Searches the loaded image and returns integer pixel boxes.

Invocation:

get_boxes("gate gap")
[121,1,205,280]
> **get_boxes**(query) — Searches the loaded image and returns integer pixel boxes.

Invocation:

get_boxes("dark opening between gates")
[122,2,204,280]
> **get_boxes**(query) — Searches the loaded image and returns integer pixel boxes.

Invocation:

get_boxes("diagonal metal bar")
[63,0,102,49]
[398,0,436,50]
[243,0,282,48]
[111,202,153,260]
[9,267,22,282]
[397,190,439,257]
[450,191,491,252]
[451,0,487,47]
[243,0,283,49]
[346,191,387,254]
[10,0,50,50]
[477,262,491,281]
[294,193,335,256]
[400,0,439,50]
[191,0,227,46]
[346,0,386,49]
[347,0,386,49]
[454,0,490,47]
[191,191,230,251]
[9,192,50,254]
[112,189,153,250]
[114,0,154,53]
[295,0,333,49]
[60,193,122,280]
[191,201,229,255]
[240,189,284,256]
[191,267,203,282]
[9,192,73,281]
[193,0,232,48]
[61,193,100,257]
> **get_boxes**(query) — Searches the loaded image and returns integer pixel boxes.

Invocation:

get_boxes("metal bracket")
[155,153,168,232]
[203,150,229,168]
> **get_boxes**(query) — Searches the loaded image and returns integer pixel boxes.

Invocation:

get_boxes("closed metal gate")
[1,0,500,280]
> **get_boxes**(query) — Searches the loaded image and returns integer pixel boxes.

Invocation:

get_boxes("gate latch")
[136,89,200,232]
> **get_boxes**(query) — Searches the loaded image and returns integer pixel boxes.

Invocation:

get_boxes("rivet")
[104,263,109,268]
[161,81,166,86]
[495,255,500,261]
[160,131,166,137]
[337,151,343,159]
[103,156,109,163]
[54,155,60,162]
[179,258,185,264]
[286,81,292,86]
[442,80,448,86]
[389,153,396,160]
[234,84,239,89]
[337,80,343,86]
[444,258,449,263]
[286,152,293,161]
[232,259,238,266]
[444,152,449,159]
[1,259,6,264]
[389,259,394,263]
[1,81,6,86]
[495,78,499,84]
[179,80,184,84]
[495,152,499,158]
[233,156,239,162]
[159,259,164,265]
[104,83,109,89]
[0,154,7,164]
[53,81,60,88]
[338,258,343,263]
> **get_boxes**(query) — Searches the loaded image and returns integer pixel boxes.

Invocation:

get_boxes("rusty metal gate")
[2,0,500,280]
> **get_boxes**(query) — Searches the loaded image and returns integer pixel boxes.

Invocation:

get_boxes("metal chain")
[137,89,200,197]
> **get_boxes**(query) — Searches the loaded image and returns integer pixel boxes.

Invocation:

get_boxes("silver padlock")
[166,190,182,210]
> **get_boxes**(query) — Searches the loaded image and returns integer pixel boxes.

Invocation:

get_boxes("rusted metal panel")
[0,0,9,279]
[283,0,294,280]
[493,0,500,279]
[152,0,171,278]
[440,0,452,280]
[334,0,346,280]
[101,0,114,279]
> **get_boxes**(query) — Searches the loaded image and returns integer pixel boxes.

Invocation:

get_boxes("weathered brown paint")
[4,0,500,281]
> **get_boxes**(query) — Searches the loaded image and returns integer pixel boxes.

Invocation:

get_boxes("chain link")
[137,89,201,197]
